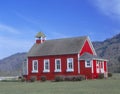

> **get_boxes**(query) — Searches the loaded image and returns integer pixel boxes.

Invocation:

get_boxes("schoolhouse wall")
[27,54,79,80]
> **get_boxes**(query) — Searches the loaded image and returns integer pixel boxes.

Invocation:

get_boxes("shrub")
[30,76,37,82]
[108,72,112,77]
[40,76,47,82]
[64,75,85,81]
[64,76,74,81]
[54,75,86,82]
[76,75,86,81]
[21,77,26,82]
[98,73,104,79]
[54,75,64,82]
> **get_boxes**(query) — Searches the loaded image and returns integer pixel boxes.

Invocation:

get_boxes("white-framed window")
[43,59,50,72]
[85,60,91,68]
[66,58,74,72]
[32,60,38,73]
[22,59,28,75]
[54,59,61,72]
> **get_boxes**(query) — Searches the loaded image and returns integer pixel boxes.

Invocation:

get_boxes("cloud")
[0,24,20,34]
[90,0,120,19]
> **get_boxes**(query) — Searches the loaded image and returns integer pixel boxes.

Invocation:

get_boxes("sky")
[0,0,120,59]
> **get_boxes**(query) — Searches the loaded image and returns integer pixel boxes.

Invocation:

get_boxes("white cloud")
[90,0,120,19]
[0,24,20,34]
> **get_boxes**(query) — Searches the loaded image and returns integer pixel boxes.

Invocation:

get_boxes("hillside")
[0,33,120,76]
[0,53,26,76]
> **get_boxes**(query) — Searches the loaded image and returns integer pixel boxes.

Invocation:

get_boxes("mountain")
[0,53,26,76]
[0,33,120,76]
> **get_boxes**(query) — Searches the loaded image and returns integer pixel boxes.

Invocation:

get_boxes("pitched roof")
[79,52,107,61]
[27,36,88,57]
[80,52,98,60]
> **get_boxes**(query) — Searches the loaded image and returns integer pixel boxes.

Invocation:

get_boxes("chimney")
[35,32,46,44]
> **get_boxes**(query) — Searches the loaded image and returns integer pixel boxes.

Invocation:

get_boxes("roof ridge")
[47,36,88,41]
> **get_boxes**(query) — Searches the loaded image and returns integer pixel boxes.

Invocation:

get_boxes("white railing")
[0,76,19,81]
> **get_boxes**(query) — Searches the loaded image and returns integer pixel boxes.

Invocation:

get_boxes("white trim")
[100,61,104,73]
[96,60,99,73]
[87,37,97,55]
[32,60,38,73]
[26,58,28,75]
[54,59,61,72]
[22,59,28,75]
[91,60,94,73]
[43,59,50,73]
[79,58,108,61]
[79,37,97,55]
[93,58,108,61]
[66,58,74,72]
[79,39,86,55]
[85,60,91,68]
[78,54,80,74]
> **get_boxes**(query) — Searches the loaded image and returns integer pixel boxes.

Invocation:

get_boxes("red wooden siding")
[80,40,94,55]
[92,60,98,78]
[80,60,92,79]
[104,61,107,72]
[27,54,78,80]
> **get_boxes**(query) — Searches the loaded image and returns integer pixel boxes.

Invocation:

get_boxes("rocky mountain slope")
[0,33,120,76]
[0,53,26,76]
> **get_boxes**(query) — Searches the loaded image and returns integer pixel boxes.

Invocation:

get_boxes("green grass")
[0,74,120,94]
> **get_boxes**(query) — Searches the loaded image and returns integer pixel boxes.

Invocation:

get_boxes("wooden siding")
[26,54,78,80]
[80,60,92,79]
[80,40,94,55]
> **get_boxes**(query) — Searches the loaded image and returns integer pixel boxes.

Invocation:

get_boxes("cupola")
[35,32,46,44]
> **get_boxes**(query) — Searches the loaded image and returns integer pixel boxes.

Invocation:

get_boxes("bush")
[40,76,47,82]
[30,76,37,82]
[98,73,104,79]
[54,75,64,82]
[21,77,26,82]
[108,72,112,77]
[64,75,85,81]
[64,76,74,81]
[54,75,86,82]
[76,75,86,81]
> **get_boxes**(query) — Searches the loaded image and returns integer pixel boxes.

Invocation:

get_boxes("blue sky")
[0,0,120,59]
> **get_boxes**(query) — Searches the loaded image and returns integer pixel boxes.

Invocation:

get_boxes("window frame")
[66,58,74,72]
[43,59,50,73]
[54,59,61,72]
[32,60,38,73]
[85,60,91,68]
[23,59,28,75]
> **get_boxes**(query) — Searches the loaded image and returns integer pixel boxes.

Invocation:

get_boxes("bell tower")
[35,32,46,44]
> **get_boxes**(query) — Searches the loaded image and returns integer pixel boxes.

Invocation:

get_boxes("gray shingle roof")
[80,52,98,60]
[79,52,107,61]
[27,36,88,57]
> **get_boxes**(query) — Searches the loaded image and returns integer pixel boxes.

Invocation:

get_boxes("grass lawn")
[0,74,120,94]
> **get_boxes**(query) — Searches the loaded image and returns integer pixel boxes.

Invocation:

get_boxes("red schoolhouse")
[23,32,108,80]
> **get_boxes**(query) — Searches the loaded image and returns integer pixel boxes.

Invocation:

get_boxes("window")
[23,59,28,75]
[85,60,91,67]
[55,59,61,72]
[66,58,74,72]
[43,59,50,72]
[32,60,38,73]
